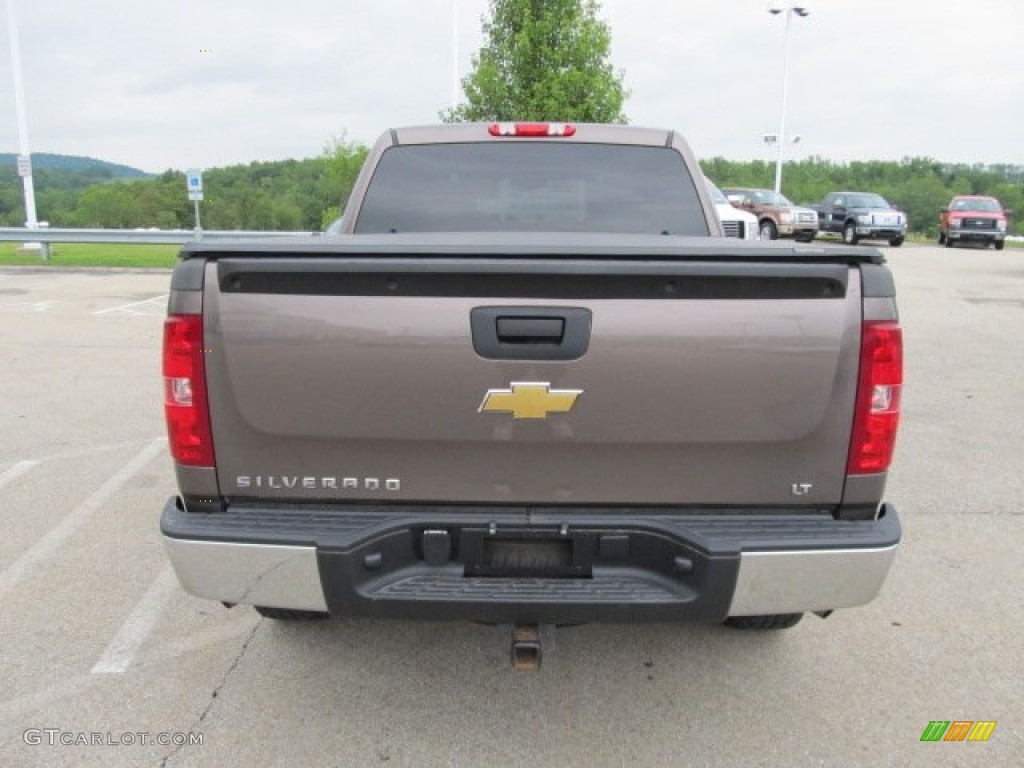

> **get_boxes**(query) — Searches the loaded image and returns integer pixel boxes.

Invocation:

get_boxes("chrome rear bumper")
[162,499,899,621]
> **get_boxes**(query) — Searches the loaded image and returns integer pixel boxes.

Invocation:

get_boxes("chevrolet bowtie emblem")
[479,382,583,420]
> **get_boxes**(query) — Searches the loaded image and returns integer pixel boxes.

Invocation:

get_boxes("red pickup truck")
[939,196,1009,250]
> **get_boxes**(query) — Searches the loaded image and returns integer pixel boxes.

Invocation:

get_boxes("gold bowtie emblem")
[479,382,583,420]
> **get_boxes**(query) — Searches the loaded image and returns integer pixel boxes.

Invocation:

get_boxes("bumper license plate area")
[463,530,589,578]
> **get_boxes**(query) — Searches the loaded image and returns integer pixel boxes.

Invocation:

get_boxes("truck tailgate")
[203,257,862,507]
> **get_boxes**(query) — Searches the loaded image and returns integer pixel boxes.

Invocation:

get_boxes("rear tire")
[254,606,329,621]
[795,232,816,243]
[944,235,955,248]
[842,222,859,245]
[938,231,946,245]
[994,240,1005,251]
[724,613,804,630]
[889,236,904,247]
[759,220,778,240]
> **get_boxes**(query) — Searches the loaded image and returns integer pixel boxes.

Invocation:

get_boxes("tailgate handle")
[496,317,564,343]
[471,307,591,361]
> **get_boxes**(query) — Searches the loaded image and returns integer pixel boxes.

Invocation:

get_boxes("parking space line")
[1,614,259,719]
[34,439,154,465]
[0,437,166,601]
[91,566,179,675]
[93,295,168,316]
[0,460,38,491]
[0,300,58,313]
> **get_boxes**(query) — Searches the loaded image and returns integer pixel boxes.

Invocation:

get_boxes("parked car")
[809,191,907,247]
[721,187,818,242]
[706,177,758,240]
[939,196,1009,250]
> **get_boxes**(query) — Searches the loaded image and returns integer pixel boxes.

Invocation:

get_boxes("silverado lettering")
[235,476,402,491]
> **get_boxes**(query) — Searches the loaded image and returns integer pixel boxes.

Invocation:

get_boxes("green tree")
[319,134,369,223]
[445,0,628,123]
[72,182,144,227]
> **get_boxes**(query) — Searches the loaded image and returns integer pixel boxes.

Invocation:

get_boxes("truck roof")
[390,122,676,147]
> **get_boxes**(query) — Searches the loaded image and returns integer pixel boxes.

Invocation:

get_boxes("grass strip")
[0,242,180,268]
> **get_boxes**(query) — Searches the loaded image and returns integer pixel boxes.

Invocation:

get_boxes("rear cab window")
[353,143,709,236]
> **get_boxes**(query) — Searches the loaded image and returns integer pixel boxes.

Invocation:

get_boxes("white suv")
[706,177,759,240]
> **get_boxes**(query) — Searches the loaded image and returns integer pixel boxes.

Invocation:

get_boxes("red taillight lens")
[163,314,215,466]
[847,321,902,474]
[488,122,576,137]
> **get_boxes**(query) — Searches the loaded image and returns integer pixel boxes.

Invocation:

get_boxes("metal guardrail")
[0,227,318,245]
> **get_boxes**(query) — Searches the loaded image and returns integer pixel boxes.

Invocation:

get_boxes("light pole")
[769,5,809,195]
[451,0,460,110]
[4,0,41,250]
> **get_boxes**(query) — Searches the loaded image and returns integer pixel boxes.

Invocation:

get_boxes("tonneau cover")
[180,232,885,264]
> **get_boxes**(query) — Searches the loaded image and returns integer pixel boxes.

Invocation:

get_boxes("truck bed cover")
[179,232,886,264]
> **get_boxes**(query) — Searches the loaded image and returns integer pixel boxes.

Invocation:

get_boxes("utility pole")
[5,0,44,257]
[769,6,810,195]
[451,0,460,109]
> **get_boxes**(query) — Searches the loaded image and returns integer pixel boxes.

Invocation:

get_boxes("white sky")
[1,0,1021,173]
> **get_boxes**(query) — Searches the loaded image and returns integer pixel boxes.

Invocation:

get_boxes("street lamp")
[768,5,810,195]
[451,0,460,109]
[4,0,41,240]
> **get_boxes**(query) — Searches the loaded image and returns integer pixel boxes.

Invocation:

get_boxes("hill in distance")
[0,152,150,178]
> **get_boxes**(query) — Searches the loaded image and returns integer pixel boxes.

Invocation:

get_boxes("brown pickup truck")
[721,187,820,242]
[161,123,902,663]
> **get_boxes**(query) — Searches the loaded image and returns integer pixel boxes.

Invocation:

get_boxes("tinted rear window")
[354,143,709,236]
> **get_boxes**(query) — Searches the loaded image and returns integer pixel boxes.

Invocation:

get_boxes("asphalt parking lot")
[0,246,1021,767]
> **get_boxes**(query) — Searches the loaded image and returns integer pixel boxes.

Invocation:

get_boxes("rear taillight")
[488,122,576,137]
[847,321,902,474]
[163,314,215,466]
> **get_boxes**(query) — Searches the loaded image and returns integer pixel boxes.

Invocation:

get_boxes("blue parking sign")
[186,169,203,201]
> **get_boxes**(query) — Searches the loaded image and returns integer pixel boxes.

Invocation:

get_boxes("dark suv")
[811,192,907,247]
